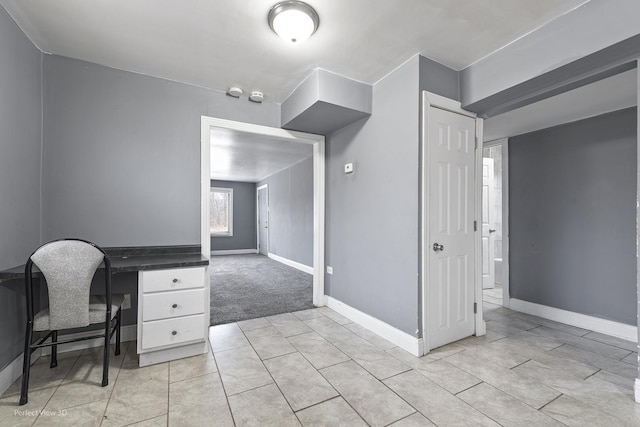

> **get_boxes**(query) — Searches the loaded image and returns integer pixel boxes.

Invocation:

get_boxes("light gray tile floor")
[1,303,638,426]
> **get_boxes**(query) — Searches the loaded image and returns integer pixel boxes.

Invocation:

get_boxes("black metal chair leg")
[50,330,58,368]
[115,309,122,356]
[19,322,33,405]
[102,315,110,387]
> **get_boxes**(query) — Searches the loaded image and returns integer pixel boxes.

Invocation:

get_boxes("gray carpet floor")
[210,254,314,325]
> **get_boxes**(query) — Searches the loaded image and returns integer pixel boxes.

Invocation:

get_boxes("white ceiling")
[211,128,312,182]
[484,69,638,141]
[0,0,590,103]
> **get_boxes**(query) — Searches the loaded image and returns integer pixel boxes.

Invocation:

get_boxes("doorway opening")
[481,141,508,308]
[201,117,325,326]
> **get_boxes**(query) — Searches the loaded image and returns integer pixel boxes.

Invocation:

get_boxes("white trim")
[421,91,484,355]
[510,298,638,342]
[210,187,234,237]
[211,249,258,256]
[201,119,212,258]
[482,138,510,308]
[635,378,640,403]
[0,352,38,396]
[424,92,477,119]
[201,116,325,306]
[256,184,269,256]
[0,325,137,396]
[268,252,314,275]
[475,117,486,336]
[326,296,423,356]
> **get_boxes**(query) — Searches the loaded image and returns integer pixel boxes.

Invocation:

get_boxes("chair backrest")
[28,239,106,330]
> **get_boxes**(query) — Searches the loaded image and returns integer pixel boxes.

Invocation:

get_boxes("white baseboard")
[0,325,136,396]
[211,249,258,256]
[326,296,422,356]
[0,352,38,397]
[268,253,314,275]
[510,298,637,343]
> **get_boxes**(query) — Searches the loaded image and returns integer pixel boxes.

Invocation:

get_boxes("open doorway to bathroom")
[482,143,505,307]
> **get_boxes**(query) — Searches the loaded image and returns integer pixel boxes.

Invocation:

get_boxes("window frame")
[210,187,234,237]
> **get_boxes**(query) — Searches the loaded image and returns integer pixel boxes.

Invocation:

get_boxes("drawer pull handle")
[172,278,178,283]
[171,330,177,336]
[172,304,178,309]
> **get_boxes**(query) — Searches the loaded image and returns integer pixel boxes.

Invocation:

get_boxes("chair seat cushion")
[33,294,125,332]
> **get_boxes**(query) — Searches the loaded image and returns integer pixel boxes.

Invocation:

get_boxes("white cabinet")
[137,266,208,366]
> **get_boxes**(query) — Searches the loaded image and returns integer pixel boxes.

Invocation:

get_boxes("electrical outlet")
[122,294,132,310]
[327,266,333,275]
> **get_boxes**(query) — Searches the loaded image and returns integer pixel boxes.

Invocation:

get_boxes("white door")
[482,157,496,289]
[427,106,476,350]
[257,186,269,256]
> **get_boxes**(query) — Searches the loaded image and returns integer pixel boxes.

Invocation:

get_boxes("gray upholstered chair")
[19,239,123,405]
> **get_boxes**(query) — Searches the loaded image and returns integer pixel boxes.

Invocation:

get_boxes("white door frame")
[482,138,510,308]
[256,184,269,255]
[420,91,485,355]
[201,116,326,306]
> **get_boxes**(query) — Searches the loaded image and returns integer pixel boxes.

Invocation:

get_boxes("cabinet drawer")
[142,288,204,321]
[141,314,205,350]
[141,267,205,293]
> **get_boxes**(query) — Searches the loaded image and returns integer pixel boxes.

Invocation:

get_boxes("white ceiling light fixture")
[268,1,319,45]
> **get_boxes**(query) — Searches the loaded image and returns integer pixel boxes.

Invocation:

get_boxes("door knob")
[433,243,444,252]
[489,229,496,233]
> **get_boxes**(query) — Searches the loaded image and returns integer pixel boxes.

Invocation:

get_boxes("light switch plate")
[327,266,333,275]
[344,163,354,174]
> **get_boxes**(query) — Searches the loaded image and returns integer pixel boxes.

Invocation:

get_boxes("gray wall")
[0,6,42,270]
[0,6,42,370]
[419,55,460,101]
[510,108,637,325]
[325,56,421,335]
[460,0,640,108]
[210,180,257,251]
[258,157,314,267]
[42,55,280,247]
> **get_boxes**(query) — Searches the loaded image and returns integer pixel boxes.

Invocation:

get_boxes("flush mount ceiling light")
[268,1,319,45]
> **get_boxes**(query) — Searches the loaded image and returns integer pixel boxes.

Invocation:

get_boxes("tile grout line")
[243,325,301,422]
[453,380,486,396]
[315,362,375,426]
[508,358,532,370]
[101,343,140,426]
[582,368,602,381]
[265,311,371,425]
[32,349,84,425]
[536,393,563,411]
[208,333,238,427]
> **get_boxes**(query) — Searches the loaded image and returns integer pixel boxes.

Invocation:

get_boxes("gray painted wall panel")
[42,55,279,247]
[419,56,460,101]
[281,72,319,127]
[461,0,640,107]
[257,157,314,267]
[210,180,257,251]
[325,56,420,335]
[510,108,637,325]
[0,6,42,370]
[318,70,373,113]
[282,69,372,134]
[0,6,42,270]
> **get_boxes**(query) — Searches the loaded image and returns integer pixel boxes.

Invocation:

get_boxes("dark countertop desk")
[0,245,209,282]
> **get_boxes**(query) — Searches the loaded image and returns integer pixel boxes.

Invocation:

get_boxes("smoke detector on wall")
[249,91,264,103]
[227,86,243,98]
